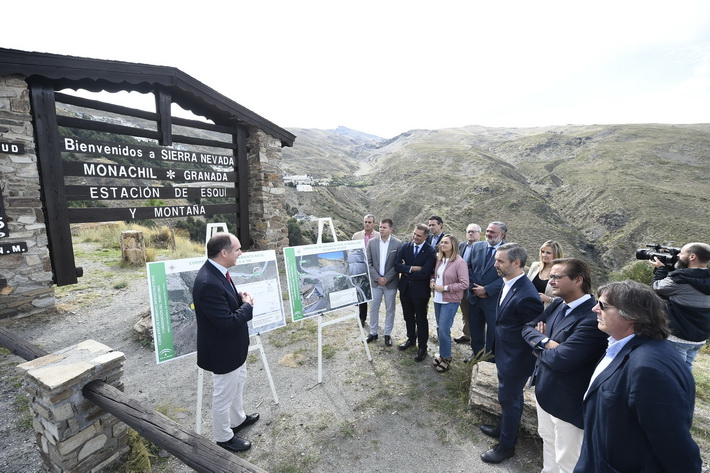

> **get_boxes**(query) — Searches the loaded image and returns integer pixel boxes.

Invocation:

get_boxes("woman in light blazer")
[526,240,564,308]
[429,234,469,372]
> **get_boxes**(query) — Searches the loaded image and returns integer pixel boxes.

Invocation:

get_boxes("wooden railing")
[0,326,266,473]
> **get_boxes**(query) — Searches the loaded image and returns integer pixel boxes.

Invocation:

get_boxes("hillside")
[282,123,710,281]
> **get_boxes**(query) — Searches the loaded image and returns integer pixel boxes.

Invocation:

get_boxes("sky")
[3,0,710,138]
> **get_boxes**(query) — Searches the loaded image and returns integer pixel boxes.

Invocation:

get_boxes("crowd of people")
[353,214,708,471]
[193,221,709,472]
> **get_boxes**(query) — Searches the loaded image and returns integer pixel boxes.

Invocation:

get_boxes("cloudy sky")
[3,0,709,138]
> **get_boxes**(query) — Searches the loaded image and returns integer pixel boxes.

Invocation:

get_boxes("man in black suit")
[574,280,700,472]
[192,232,259,452]
[426,215,444,249]
[466,221,507,362]
[454,223,480,344]
[521,258,607,472]
[395,223,437,361]
[479,243,544,464]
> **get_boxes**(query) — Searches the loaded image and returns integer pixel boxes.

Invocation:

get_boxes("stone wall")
[247,126,289,251]
[0,75,55,319]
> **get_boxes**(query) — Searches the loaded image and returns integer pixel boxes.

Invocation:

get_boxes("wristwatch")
[539,337,550,348]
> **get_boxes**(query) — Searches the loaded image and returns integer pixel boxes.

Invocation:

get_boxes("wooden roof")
[0,48,295,147]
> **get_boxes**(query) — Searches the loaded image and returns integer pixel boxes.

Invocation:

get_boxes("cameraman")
[650,242,710,369]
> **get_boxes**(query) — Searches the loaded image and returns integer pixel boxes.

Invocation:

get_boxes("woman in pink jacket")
[429,234,470,372]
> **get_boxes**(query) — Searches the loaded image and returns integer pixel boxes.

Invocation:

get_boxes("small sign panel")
[0,142,25,155]
[0,242,28,255]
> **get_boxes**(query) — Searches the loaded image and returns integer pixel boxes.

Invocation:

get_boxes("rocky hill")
[283,123,710,281]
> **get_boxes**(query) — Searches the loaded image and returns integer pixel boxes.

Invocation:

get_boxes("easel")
[195,224,280,434]
[314,218,372,384]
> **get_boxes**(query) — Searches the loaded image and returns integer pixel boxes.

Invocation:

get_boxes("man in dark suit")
[192,232,259,453]
[352,214,380,326]
[395,223,437,361]
[574,280,701,473]
[365,218,402,346]
[454,223,480,344]
[426,215,444,249]
[479,243,544,464]
[466,221,507,362]
[521,258,607,472]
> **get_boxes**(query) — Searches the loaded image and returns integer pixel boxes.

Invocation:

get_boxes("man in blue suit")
[479,243,544,464]
[193,233,259,453]
[466,221,507,362]
[522,258,607,472]
[395,223,437,362]
[574,280,701,473]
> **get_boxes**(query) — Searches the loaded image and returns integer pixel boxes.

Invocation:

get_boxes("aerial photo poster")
[147,250,286,364]
[284,240,372,321]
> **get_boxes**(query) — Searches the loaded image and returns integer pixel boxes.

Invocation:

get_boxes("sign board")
[0,241,27,255]
[0,141,25,155]
[283,240,372,321]
[146,250,286,364]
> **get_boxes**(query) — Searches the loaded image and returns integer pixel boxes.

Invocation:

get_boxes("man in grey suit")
[365,218,402,346]
[454,223,481,344]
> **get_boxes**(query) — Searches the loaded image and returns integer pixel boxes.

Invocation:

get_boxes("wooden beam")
[236,125,250,247]
[0,326,48,361]
[82,380,268,473]
[155,86,172,146]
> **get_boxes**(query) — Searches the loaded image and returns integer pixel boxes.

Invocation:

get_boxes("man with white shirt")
[365,219,402,346]
[352,214,380,326]
[574,280,700,473]
[521,258,607,473]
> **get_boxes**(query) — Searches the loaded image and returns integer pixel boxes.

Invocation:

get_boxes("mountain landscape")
[282,123,710,282]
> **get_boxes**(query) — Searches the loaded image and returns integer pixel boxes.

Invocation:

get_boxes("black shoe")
[217,435,251,452]
[366,333,378,343]
[479,424,500,438]
[232,413,260,434]
[453,335,471,344]
[481,444,515,464]
[414,348,427,362]
[398,339,416,350]
[384,335,392,347]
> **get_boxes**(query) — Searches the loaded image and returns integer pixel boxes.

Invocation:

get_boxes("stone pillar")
[247,126,289,251]
[16,340,128,473]
[119,230,145,265]
[0,75,55,319]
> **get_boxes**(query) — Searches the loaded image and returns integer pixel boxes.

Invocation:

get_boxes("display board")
[147,250,286,363]
[283,240,372,321]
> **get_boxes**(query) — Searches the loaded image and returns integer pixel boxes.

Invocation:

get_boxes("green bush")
[609,260,654,285]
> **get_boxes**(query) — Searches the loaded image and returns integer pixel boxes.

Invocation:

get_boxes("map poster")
[283,240,372,321]
[147,250,286,364]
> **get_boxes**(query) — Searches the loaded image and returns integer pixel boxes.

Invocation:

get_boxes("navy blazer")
[494,275,544,378]
[467,241,505,309]
[574,337,701,473]
[521,297,607,428]
[395,241,436,299]
[192,261,253,374]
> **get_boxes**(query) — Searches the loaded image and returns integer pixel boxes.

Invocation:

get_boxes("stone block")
[77,434,107,461]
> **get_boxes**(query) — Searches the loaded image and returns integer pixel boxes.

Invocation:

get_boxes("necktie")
[485,246,495,265]
[413,245,419,257]
[225,271,236,293]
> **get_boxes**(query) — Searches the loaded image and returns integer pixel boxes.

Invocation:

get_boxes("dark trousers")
[358,302,368,323]
[469,301,496,356]
[400,292,429,349]
[497,373,529,449]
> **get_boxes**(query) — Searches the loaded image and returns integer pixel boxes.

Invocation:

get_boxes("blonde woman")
[429,234,469,372]
[527,240,564,308]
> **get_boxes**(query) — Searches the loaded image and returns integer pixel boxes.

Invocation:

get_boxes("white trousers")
[535,394,584,473]
[369,285,397,336]
[212,363,247,442]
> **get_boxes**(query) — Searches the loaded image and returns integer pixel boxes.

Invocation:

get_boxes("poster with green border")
[147,250,285,364]
[284,240,372,321]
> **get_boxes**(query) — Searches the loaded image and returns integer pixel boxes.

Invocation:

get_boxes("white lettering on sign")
[160,149,198,162]
[183,170,228,182]
[1,143,22,154]
[82,163,158,179]
[88,187,161,199]
[200,153,234,166]
[64,138,143,158]
[153,205,206,218]
[129,208,137,219]
[200,187,227,198]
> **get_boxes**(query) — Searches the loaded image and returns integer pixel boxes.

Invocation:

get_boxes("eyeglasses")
[598,300,615,311]
[467,230,481,233]
[548,274,569,281]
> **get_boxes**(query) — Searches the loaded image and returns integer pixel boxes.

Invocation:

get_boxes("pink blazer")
[430,256,470,302]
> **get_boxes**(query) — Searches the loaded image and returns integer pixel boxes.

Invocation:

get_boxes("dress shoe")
[232,413,260,433]
[481,444,515,464]
[453,335,471,344]
[479,424,501,438]
[398,339,416,350]
[384,335,392,346]
[414,348,427,362]
[366,333,378,343]
[217,435,251,452]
